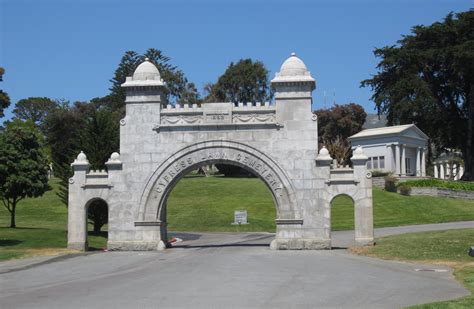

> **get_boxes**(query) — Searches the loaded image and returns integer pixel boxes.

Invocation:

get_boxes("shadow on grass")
[0,227,44,230]
[0,239,23,247]
[87,231,108,238]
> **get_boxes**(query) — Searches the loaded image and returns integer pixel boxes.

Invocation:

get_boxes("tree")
[0,67,11,118]
[315,103,367,144]
[177,82,201,106]
[45,102,119,233]
[0,120,49,227]
[204,59,272,104]
[13,97,58,133]
[107,48,192,112]
[361,10,474,180]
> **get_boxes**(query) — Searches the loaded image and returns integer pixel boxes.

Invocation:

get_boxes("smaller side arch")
[85,198,109,240]
[67,190,111,251]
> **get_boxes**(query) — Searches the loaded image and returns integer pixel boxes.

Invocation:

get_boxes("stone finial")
[71,151,89,166]
[316,146,332,161]
[270,52,316,90]
[106,152,122,169]
[351,146,368,160]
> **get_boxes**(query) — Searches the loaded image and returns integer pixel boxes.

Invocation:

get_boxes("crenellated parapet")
[155,102,280,132]
[69,151,122,189]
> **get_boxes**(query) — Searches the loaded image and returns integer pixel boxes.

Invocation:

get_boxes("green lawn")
[1,176,474,261]
[354,229,474,308]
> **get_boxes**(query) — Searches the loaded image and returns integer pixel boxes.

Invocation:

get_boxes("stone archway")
[136,140,300,248]
[69,54,374,251]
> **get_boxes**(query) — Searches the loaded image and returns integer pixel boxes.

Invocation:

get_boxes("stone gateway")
[68,53,374,251]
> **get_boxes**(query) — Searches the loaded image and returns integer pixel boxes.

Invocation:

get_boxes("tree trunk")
[93,221,102,235]
[10,201,16,228]
[462,82,474,181]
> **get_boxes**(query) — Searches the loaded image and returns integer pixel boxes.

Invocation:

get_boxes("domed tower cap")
[121,58,165,87]
[271,52,315,86]
[133,58,161,81]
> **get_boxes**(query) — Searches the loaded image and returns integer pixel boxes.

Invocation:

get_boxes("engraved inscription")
[154,149,282,196]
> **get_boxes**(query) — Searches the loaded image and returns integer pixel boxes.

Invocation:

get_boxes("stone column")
[385,144,392,172]
[395,144,401,176]
[453,164,458,180]
[421,149,426,177]
[416,147,421,176]
[314,146,333,249]
[401,144,406,176]
[351,147,374,247]
[68,151,90,251]
[440,163,445,179]
[459,165,464,179]
[446,162,451,180]
[434,164,439,178]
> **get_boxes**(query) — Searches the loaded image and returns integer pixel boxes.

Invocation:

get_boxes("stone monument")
[68,53,373,251]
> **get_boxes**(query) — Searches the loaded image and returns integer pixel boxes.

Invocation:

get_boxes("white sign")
[232,210,248,225]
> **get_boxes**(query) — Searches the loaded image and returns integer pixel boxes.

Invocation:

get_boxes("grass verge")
[351,229,474,308]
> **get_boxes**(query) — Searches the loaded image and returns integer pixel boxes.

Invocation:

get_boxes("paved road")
[0,222,472,308]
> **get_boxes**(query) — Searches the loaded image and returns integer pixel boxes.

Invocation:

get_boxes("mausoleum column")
[440,163,445,179]
[401,144,406,176]
[421,148,426,177]
[416,147,421,176]
[395,144,401,176]
[385,144,393,171]
[434,164,438,178]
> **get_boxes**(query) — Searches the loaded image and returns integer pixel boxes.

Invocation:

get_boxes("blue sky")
[1,0,471,120]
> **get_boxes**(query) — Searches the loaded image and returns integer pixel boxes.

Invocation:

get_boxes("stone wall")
[372,176,385,188]
[409,187,474,200]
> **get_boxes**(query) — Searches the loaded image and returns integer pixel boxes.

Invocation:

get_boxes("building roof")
[349,124,429,140]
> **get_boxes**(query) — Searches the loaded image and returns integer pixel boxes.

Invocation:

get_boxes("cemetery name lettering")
[155,150,282,194]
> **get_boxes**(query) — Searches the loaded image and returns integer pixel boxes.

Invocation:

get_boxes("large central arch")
[138,140,299,228]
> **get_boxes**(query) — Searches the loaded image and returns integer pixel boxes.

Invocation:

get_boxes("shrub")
[398,185,412,196]
[372,170,390,177]
[384,175,398,192]
[401,179,474,192]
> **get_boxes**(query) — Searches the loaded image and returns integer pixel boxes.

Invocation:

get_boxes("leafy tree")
[107,48,192,112]
[204,59,272,104]
[315,103,367,144]
[177,82,201,106]
[45,102,119,233]
[13,97,58,133]
[0,67,11,118]
[0,120,49,228]
[361,10,474,180]
[45,102,89,204]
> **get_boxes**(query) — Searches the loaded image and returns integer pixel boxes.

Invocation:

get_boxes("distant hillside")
[363,114,387,129]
